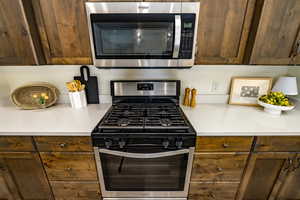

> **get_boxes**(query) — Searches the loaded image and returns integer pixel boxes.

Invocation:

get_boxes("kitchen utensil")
[74,66,99,104]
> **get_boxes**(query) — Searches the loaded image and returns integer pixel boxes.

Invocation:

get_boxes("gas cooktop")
[92,80,196,149]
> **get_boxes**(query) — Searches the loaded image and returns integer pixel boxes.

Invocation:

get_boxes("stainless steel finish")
[113,81,177,96]
[85,2,200,67]
[94,147,195,198]
[99,148,190,159]
[173,15,181,58]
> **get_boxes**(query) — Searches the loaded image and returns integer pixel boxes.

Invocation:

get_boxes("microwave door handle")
[173,15,181,58]
[98,148,189,159]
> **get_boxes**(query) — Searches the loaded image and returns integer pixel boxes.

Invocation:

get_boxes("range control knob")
[162,140,170,149]
[105,139,113,148]
[176,139,183,149]
[119,140,126,148]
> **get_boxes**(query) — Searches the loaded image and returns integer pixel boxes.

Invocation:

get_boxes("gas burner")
[161,118,172,127]
[118,118,130,127]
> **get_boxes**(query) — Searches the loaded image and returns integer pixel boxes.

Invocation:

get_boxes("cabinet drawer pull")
[209,192,216,199]
[284,158,293,171]
[65,167,72,171]
[217,167,223,172]
[59,143,66,148]
[223,143,230,148]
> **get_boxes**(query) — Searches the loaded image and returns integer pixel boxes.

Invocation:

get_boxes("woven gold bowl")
[11,82,60,110]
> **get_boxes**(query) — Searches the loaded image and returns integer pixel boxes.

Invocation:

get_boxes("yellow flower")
[41,93,47,97]
[44,96,49,100]
[32,94,38,98]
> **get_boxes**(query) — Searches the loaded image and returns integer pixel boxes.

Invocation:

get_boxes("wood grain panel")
[50,181,101,200]
[32,0,92,64]
[255,136,300,152]
[40,152,97,181]
[195,0,255,64]
[250,0,300,64]
[189,182,240,200]
[240,152,296,200]
[34,136,93,152]
[0,0,37,65]
[0,137,35,152]
[191,153,249,182]
[196,136,253,152]
[0,152,53,200]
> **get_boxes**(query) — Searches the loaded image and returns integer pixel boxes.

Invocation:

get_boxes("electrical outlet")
[211,81,219,92]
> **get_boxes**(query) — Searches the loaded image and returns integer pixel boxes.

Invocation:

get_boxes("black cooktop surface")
[92,103,195,135]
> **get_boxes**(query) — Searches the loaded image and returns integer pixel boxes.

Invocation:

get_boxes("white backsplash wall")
[0,65,289,104]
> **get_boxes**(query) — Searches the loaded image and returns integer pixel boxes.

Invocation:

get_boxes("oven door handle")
[173,15,181,58]
[98,148,190,159]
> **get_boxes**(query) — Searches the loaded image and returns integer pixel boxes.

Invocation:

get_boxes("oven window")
[92,22,174,58]
[99,148,188,191]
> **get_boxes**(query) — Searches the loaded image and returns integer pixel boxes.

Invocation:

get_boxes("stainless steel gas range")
[92,80,196,200]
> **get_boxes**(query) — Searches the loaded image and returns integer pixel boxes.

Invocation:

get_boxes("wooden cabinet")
[195,0,255,64]
[40,152,98,181]
[32,0,92,64]
[0,152,53,200]
[190,137,250,200]
[250,0,300,65]
[34,136,93,152]
[196,136,253,152]
[0,0,38,65]
[254,136,300,152]
[50,181,101,200]
[191,153,249,182]
[0,136,35,152]
[237,152,300,200]
[189,182,240,200]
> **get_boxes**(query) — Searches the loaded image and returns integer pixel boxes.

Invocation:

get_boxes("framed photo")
[229,77,273,106]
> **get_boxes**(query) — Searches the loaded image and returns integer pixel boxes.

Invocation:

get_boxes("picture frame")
[229,77,273,106]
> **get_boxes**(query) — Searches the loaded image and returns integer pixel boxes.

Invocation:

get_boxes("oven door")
[94,147,194,198]
[90,14,181,60]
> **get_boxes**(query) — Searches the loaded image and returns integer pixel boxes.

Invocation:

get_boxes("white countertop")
[0,103,111,136]
[182,103,300,136]
[0,103,300,136]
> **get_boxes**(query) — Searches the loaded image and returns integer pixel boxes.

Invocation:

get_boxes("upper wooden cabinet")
[0,0,38,65]
[250,0,300,65]
[32,0,92,65]
[195,0,255,64]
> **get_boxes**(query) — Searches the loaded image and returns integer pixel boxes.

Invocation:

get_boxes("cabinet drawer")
[255,136,300,152]
[40,152,97,181]
[189,182,240,200]
[196,136,253,152]
[191,153,248,182]
[34,136,92,152]
[50,181,101,200]
[0,136,35,152]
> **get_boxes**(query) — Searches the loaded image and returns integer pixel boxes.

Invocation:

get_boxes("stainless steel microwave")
[85,2,200,68]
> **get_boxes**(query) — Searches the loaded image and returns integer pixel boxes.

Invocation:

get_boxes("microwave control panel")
[179,14,196,59]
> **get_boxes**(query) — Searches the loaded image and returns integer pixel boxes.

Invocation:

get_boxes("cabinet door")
[237,152,296,200]
[0,152,53,200]
[0,159,20,200]
[0,0,37,65]
[32,0,92,64]
[195,0,255,64]
[276,154,300,200]
[250,0,300,65]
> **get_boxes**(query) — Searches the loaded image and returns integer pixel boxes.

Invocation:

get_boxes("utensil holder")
[68,90,87,109]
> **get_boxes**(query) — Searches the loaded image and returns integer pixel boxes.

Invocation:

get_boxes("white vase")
[69,90,87,109]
